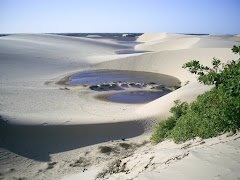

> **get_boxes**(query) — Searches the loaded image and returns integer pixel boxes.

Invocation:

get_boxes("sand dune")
[105,132,240,180]
[0,34,131,81]
[0,33,240,180]
[96,48,239,83]
[136,37,200,51]
[136,32,168,42]
[136,33,240,51]
[95,47,239,119]
[0,34,140,126]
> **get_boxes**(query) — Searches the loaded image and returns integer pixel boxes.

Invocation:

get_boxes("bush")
[150,100,188,143]
[182,45,240,97]
[151,46,240,144]
[172,88,240,143]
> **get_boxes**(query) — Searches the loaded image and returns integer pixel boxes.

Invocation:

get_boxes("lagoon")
[66,70,180,86]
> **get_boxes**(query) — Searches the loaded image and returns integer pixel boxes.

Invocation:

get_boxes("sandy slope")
[0,33,240,180]
[104,132,240,180]
[0,34,144,179]
[96,37,239,119]
[0,34,142,125]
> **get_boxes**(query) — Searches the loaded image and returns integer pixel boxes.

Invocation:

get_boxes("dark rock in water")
[59,87,70,90]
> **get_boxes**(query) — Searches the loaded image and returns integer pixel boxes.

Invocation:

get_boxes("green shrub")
[171,88,240,143]
[151,45,240,144]
[150,100,188,143]
[232,45,240,54]
[182,46,240,97]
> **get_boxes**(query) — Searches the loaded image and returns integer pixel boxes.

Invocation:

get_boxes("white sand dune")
[0,34,141,125]
[136,33,199,51]
[136,32,168,42]
[136,33,239,51]
[0,33,240,180]
[96,48,239,119]
[0,34,132,81]
[106,132,240,180]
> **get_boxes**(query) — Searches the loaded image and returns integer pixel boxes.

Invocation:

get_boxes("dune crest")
[136,37,200,51]
[136,32,168,42]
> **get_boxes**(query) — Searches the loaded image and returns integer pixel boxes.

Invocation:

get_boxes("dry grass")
[119,143,131,150]
[96,159,128,179]
[46,162,57,169]
[98,146,115,154]
[70,157,90,167]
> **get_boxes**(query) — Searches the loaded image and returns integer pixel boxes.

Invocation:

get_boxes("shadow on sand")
[0,117,144,162]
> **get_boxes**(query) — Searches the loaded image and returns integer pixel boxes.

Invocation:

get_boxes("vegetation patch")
[119,143,131,150]
[136,140,148,147]
[184,81,190,86]
[70,157,90,167]
[46,162,57,169]
[14,177,27,180]
[98,146,115,154]
[95,140,149,179]
[151,46,240,144]
[173,85,181,89]
[96,159,128,179]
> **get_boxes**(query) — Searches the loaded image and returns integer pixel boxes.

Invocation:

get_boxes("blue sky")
[1,0,240,34]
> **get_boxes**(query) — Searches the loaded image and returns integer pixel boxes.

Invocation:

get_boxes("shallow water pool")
[106,91,170,103]
[116,50,149,54]
[117,42,143,46]
[66,70,180,86]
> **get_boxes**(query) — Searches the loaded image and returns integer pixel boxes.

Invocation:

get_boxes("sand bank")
[0,33,240,179]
